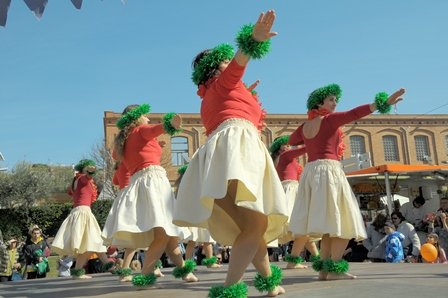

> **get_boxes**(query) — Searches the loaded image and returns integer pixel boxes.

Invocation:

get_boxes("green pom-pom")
[192,43,235,85]
[116,103,151,129]
[236,24,271,59]
[71,268,86,277]
[269,135,290,154]
[155,259,163,269]
[119,268,133,277]
[132,273,157,287]
[177,164,188,175]
[34,249,43,257]
[307,83,342,111]
[172,259,196,279]
[254,264,283,293]
[323,259,349,273]
[208,282,248,298]
[283,254,304,264]
[202,256,218,266]
[310,254,321,263]
[375,92,391,114]
[311,259,324,272]
[102,261,115,272]
[111,268,122,275]
[163,113,182,136]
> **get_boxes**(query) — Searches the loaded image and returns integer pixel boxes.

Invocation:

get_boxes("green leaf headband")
[307,84,342,111]
[74,159,96,172]
[177,164,188,175]
[116,104,151,129]
[192,43,234,86]
[269,135,290,154]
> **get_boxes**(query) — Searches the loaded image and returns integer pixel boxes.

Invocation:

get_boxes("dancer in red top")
[288,84,405,280]
[52,159,108,279]
[102,104,197,288]
[174,10,288,297]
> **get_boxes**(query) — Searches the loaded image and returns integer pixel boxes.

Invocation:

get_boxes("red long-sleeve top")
[199,59,265,135]
[112,162,130,190]
[289,104,372,162]
[72,174,97,208]
[276,147,307,181]
[117,124,165,176]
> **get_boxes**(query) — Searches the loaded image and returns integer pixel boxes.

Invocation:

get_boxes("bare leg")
[165,237,198,282]
[119,248,136,282]
[286,236,309,269]
[318,235,331,280]
[304,241,319,257]
[140,228,170,275]
[252,241,285,297]
[203,242,222,268]
[185,240,196,260]
[326,237,356,280]
[74,252,93,279]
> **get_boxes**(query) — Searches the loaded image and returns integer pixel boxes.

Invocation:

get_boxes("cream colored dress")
[278,180,299,244]
[173,119,289,246]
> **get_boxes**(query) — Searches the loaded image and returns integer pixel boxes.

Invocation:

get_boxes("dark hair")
[372,213,387,232]
[192,49,221,85]
[413,195,425,206]
[390,211,405,223]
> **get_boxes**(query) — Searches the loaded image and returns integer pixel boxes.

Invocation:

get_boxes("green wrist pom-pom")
[284,254,304,264]
[70,268,86,277]
[102,261,115,272]
[202,256,218,266]
[163,113,182,136]
[254,264,283,293]
[236,24,271,59]
[375,92,391,114]
[173,259,196,279]
[323,259,349,273]
[310,254,321,263]
[312,259,324,272]
[119,268,133,277]
[155,259,163,269]
[208,282,248,298]
[132,273,157,287]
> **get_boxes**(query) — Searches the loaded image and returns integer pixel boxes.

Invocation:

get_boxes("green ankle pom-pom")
[323,259,349,273]
[163,113,182,136]
[119,268,133,277]
[312,259,324,272]
[375,92,392,114]
[110,268,121,275]
[310,254,321,263]
[254,264,282,293]
[155,259,163,269]
[132,273,157,287]
[70,268,86,277]
[284,254,304,264]
[173,259,196,279]
[102,261,115,272]
[202,256,218,266]
[236,24,271,59]
[208,282,248,298]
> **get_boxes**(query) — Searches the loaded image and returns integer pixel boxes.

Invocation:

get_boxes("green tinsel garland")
[283,254,304,264]
[116,103,151,129]
[192,43,234,85]
[236,24,271,59]
[208,282,248,298]
[311,259,324,272]
[322,259,349,273]
[102,261,115,272]
[269,135,290,154]
[155,259,163,269]
[254,264,283,293]
[307,83,342,111]
[375,92,391,114]
[74,159,96,172]
[163,113,182,136]
[310,254,321,263]
[202,256,218,266]
[70,268,86,277]
[177,164,188,175]
[172,259,196,279]
[119,268,133,277]
[132,273,157,287]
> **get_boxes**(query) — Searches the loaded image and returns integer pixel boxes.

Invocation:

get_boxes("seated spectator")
[428,198,448,254]
[384,222,405,263]
[363,213,387,262]
[57,255,73,277]
[343,239,368,262]
[391,211,421,262]
[423,233,447,263]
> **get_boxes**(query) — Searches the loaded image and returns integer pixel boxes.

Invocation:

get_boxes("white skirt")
[278,180,298,244]
[102,165,190,249]
[183,227,216,243]
[173,118,288,245]
[52,206,107,256]
[289,159,367,241]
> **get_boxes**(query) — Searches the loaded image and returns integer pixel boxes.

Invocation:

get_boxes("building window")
[415,135,430,161]
[350,135,366,156]
[171,137,189,166]
[383,135,399,161]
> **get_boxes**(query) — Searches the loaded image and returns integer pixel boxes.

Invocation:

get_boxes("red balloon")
[421,243,438,263]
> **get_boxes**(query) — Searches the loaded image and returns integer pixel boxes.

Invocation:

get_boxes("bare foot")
[207,263,222,269]
[154,268,164,277]
[73,274,92,279]
[267,285,285,297]
[286,262,308,269]
[120,275,133,282]
[318,271,328,281]
[326,272,357,280]
[183,272,199,282]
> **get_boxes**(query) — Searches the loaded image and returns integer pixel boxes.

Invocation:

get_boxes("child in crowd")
[57,255,73,277]
[424,233,447,263]
[384,222,405,263]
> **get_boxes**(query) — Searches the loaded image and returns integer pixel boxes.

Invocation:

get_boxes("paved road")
[1,262,447,298]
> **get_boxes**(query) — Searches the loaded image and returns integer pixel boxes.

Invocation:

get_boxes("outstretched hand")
[247,80,260,92]
[252,10,278,42]
[387,88,405,105]
[170,114,182,130]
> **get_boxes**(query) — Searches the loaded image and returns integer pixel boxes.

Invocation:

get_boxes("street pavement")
[0,262,447,298]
